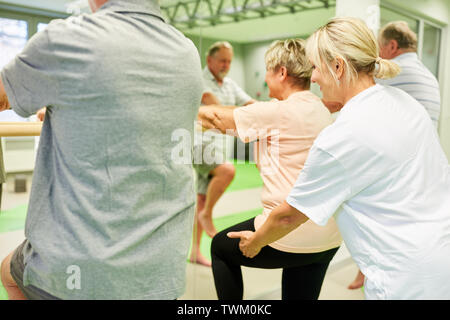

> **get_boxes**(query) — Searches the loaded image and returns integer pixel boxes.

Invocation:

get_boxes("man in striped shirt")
[348,20,442,290]
[376,21,441,129]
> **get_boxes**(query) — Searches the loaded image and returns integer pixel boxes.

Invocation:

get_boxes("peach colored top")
[233,91,342,253]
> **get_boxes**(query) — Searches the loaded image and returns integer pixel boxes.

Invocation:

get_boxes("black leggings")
[211,217,339,300]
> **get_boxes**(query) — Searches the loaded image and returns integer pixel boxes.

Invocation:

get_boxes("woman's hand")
[227,230,262,258]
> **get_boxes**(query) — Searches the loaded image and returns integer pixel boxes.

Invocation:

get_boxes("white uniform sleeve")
[286,145,351,226]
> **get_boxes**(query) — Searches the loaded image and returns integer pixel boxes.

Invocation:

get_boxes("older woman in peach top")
[198,39,341,300]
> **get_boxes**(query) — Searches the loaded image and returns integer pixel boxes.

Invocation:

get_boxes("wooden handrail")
[0,122,42,137]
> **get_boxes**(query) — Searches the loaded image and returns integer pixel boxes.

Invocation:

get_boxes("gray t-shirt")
[1,0,203,299]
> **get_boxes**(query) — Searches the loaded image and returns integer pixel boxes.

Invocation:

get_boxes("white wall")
[242,41,272,101]
[382,0,449,25]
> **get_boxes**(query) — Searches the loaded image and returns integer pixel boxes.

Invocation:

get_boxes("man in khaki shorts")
[190,41,255,266]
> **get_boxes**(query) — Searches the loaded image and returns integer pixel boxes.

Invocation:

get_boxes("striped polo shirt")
[376,52,441,129]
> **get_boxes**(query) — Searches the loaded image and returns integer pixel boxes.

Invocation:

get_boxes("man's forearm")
[0,77,11,112]
[251,201,309,248]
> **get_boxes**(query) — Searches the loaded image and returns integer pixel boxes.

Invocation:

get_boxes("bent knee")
[211,230,230,257]
[214,163,235,180]
[1,252,15,288]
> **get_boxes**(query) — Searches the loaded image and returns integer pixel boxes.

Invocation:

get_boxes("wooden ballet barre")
[0,122,42,137]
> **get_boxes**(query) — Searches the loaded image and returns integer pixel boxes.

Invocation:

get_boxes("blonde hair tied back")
[306,17,400,83]
[375,57,401,79]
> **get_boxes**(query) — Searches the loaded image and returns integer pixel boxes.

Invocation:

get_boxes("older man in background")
[0,0,203,299]
[377,21,441,129]
[190,41,255,266]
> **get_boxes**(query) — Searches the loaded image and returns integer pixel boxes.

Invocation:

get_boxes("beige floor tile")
[181,260,365,300]
[180,263,217,300]
[0,230,25,261]
[319,262,365,300]
[242,267,281,299]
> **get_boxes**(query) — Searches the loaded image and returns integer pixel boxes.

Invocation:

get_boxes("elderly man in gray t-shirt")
[0,0,203,299]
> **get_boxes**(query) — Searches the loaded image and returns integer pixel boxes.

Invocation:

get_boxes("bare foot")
[198,209,217,238]
[189,253,212,267]
[348,270,365,290]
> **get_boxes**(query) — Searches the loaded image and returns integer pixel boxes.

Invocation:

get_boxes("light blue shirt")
[376,52,441,129]
[1,0,203,299]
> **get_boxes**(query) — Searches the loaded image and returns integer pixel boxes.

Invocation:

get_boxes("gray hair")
[206,41,234,57]
[379,21,418,51]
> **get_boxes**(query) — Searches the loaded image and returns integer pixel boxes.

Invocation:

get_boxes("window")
[0,17,27,68]
[422,23,441,77]
[37,22,48,32]
[0,17,28,121]
[0,8,64,122]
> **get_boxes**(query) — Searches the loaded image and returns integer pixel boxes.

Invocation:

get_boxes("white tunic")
[286,84,450,299]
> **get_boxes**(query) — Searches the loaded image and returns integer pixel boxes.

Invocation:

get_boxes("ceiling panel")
[0,0,336,43]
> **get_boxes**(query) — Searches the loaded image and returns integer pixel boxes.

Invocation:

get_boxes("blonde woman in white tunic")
[230,17,450,300]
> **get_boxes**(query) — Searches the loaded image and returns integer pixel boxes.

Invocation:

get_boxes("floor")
[181,259,364,300]
[0,171,365,300]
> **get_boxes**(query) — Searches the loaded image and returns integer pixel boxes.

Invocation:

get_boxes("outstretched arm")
[198,105,237,134]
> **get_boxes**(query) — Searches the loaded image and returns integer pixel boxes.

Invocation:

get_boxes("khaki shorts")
[193,135,227,194]
[10,239,60,300]
[194,163,218,195]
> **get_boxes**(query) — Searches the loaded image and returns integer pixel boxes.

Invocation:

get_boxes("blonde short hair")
[264,38,312,89]
[206,41,233,57]
[306,17,400,84]
[379,21,417,51]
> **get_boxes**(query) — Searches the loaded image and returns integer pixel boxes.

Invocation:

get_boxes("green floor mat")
[226,161,263,192]
[0,204,28,233]
[0,286,7,300]
[0,205,28,300]
[0,161,261,233]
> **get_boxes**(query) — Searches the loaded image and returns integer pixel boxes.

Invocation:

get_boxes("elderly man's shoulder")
[42,14,101,43]
[222,76,243,90]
